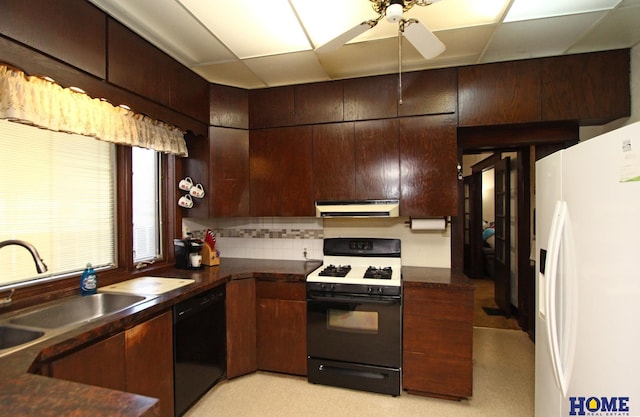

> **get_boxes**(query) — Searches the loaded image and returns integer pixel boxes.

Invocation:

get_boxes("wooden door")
[312,122,355,201]
[226,279,257,378]
[493,157,511,316]
[49,333,126,391]
[125,311,174,417]
[463,172,483,278]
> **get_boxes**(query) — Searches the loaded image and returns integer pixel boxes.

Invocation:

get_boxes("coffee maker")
[174,238,203,269]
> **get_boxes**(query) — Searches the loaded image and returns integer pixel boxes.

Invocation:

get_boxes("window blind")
[0,119,115,287]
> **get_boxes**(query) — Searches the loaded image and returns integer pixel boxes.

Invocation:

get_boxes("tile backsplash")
[183,216,452,268]
[183,217,324,261]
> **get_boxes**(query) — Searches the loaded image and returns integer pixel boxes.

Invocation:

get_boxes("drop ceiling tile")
[291,0,373,48]
[243,52,330,87]
[192,62,266,89]
[88,0,234,65]
[482,12,607,62]
[505,0,621,22]
[569,3,640,53]
[317,38,401,80]
[179,0,311,59]
[412,0,510,31]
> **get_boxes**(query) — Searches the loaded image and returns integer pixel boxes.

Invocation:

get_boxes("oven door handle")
[307,293,400,305]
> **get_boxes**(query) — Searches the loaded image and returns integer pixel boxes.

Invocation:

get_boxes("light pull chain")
[398,24,403,105]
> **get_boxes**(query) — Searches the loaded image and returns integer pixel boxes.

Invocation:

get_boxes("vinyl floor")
[185,327,534,417]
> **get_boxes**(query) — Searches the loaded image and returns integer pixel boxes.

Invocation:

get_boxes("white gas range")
[306,238,402,296]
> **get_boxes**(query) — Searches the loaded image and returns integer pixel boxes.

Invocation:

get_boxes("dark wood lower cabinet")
[48,332,127,391]
[47,311,174,417]
[256,281,307,376]
[402,285,474,400]
[226,278,257,378]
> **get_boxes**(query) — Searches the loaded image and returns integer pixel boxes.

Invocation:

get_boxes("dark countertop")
[0,258,321,417]
[0,259,466,416]
[402,266,474,291]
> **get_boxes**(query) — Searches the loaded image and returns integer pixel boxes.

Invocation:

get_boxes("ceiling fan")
[315,0,446,60]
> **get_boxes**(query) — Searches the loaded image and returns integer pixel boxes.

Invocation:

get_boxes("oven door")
[306,291,401,368]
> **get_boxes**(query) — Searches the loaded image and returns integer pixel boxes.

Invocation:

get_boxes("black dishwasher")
[173,286,226,416]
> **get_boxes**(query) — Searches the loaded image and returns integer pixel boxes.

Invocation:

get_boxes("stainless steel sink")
[0,325,44,350]
[9,293,149,329]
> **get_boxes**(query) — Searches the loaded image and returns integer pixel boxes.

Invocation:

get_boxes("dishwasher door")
[173,286,226,416]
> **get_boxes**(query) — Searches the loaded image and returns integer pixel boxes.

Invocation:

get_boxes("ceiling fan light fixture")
[386,1,404,23]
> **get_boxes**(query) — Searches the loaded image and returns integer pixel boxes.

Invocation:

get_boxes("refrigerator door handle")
[545,200,573,397]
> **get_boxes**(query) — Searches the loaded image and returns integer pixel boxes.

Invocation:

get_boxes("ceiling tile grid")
[88,0,640,89]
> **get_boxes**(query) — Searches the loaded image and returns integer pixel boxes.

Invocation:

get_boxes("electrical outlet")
[303,247,308,258]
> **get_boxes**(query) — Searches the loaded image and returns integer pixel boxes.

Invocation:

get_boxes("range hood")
[315,200,400,218]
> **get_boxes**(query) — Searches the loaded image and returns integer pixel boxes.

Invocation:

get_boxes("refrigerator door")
[536,122,640,417]
[535,151,564,417]
[560,124,640,416]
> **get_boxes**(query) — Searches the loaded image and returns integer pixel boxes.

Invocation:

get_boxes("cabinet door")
[256,282,306,376]
[249,86,295,128]
[312,123,355,201]
[210,127,250,217]
[458,60,541,126]
[398,68,457,117]
[226,279,257,378]
[541,50,630,124]
[49,333,126,391]
[402,286,474,399]
[126,310,174,417]
[344,74,398,120]
[354,119,400,200]
[399,115,458,217]
[249,126,314,216]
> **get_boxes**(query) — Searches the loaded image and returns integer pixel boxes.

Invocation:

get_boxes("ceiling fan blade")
[403,20,445,60]
[315,20,376,54]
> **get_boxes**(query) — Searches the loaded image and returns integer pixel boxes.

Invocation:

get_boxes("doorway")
[455,122,580,339]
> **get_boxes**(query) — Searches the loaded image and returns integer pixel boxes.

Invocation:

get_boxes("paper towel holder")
[405,217,449,231]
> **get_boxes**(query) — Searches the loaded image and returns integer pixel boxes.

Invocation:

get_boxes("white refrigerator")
[535,121,640,417]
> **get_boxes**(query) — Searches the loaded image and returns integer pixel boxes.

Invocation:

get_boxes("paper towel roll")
[410,218,446,231]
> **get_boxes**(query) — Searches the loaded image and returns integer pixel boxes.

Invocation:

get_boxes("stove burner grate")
[363,266,393,280]
[319,264,352,278]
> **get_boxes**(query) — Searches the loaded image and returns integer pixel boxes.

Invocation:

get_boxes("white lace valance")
[0,64,188,156]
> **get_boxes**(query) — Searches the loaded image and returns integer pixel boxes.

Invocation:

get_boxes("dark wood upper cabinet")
[312,123,356,201]
[541,50,630,124]
[400,114,458,217]
[458,60,541,126]
[210,84,249,129]
[249,86,295,129]
[108,19,208,123]
[169,61,209,123]
[108,19,171,106]
[295,81,344,124]
[344,74,398,120]
[249,126,314,216]
[354,119,400,200]
[210,127,250,217]
[0,0,106,79]
[398,68,458,116]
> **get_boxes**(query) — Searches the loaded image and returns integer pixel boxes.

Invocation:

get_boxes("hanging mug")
[178,177,193,191]
[189,183,205,198]
[178,194,193,209]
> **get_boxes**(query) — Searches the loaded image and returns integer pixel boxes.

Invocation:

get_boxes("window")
[0,120,116,287]
[132,147,162,263]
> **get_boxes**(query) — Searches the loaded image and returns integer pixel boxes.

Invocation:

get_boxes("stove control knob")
[367,287,373,294]
[377,287,384,294]
[330,284,336,290]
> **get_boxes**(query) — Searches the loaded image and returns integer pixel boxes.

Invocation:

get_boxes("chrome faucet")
[0,240,48,273]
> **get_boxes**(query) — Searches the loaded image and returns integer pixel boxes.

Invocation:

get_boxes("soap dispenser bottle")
[80,263,97,296]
